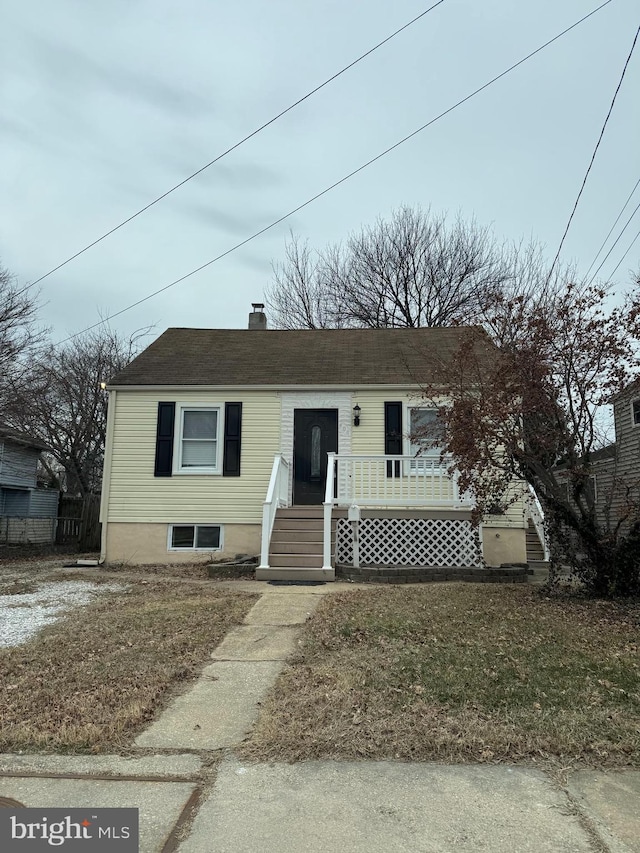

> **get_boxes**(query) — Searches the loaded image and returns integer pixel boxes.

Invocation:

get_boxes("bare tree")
[266,237,339,329]
[267,207,514,329]
[5,326,150,497]
[0,262,44,402]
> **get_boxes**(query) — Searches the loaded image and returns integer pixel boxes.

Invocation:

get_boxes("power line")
[26,1,447,290]
[57,0,614,346]
[583,176,640,279]
[547,22,640,282]
[606,227,640,280]
[587,198,640,285]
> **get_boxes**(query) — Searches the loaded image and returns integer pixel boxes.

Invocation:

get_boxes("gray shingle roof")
[0,422,49,451]
[109,326,494,387]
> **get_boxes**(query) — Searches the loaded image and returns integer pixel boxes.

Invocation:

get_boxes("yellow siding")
[351,389,426,455]
[482,482,526,529]
[107,390,281,524]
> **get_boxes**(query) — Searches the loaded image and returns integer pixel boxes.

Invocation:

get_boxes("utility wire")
[587,198,640,285]
[547,22,640,282]
[583,176,640,279]
[606,227,640,280]
[57,0,614,346]
[26,1,446,290]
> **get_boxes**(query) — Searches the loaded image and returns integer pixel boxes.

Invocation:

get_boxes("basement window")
[168,524,222,551]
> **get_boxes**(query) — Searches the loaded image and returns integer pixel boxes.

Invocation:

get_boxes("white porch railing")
[323,453,473,570]
[333,454,469,508]
[259,454,290,569]
[524,484,550,561]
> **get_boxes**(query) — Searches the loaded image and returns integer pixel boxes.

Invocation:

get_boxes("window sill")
[173,468,222,476]
[168,547,222,552]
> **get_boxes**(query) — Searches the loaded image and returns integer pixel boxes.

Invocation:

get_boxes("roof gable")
[109,326,494,388]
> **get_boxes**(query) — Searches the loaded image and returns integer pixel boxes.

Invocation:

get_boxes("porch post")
[452,468,461,507]
[323,452,336,571]
[259,501,271,569]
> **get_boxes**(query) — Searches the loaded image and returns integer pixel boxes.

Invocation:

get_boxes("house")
[100,306,542,579]
[0,423,59,545]
[564,381,640,531]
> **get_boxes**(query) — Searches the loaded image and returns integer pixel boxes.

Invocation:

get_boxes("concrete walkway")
[135,587,324,751]
[1,580,638,853]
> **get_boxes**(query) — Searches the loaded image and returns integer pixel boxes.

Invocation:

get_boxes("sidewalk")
[1,581,638,852]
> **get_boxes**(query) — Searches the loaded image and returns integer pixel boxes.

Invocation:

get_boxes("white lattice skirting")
[336,518,482,567]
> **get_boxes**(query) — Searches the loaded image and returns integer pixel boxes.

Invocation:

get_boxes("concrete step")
[255,566,335,581]
[526,560,550,585]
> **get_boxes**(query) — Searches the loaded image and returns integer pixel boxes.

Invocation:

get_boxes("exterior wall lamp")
[353,404,361,427]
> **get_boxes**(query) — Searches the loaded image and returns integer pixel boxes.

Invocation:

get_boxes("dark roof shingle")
[109,326,494,387]
[0,422,49,451]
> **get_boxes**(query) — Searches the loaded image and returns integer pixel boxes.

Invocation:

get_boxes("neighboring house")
[100,306,541,579]
[569,381,640,532]
[0,423,59,545]
[609,380,640,514]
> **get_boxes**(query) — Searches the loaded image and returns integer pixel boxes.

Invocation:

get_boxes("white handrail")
[259,455,290,569]
[525,483,550,561]
[323,452,336,570]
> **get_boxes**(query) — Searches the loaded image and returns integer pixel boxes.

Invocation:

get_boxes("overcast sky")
[1,0,638,344]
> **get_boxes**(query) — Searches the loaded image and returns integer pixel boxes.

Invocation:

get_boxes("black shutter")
[384,402,402,478]
[154,402,175,477]
[223,402,242,477]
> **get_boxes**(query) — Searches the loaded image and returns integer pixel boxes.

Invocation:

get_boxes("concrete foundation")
[482,526,527,566]
[105,521,260,565]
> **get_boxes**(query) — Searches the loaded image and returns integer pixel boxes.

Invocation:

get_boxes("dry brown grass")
[102,561,211,579]
[0,579,258,753]
[101,561,257,580]
[241,584,640,768]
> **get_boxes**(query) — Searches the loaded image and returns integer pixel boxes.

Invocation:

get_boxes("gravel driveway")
[0,555,123,648]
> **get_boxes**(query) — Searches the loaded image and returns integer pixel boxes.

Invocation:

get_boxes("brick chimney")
[248,303,267,330]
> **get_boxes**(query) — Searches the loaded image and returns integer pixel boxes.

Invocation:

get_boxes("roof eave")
[106,382,449,392]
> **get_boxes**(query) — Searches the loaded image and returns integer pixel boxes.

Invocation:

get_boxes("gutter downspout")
[99,389,117,564]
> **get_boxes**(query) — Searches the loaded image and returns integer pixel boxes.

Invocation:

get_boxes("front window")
[408,407,445,472]
[169,524,222,550]
[632,399,640,427]
[409,408,445,457]
[177,406,220,472]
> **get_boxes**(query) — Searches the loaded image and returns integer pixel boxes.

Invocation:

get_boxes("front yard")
[0,574,258,752]
[242,584,640,768]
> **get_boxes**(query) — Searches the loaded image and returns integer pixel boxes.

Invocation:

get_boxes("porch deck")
[258,454,479,580]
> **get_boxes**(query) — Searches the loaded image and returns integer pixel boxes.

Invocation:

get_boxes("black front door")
[293,409,338,505]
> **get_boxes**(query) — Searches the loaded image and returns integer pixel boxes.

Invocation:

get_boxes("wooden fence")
[56,494,101,551]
